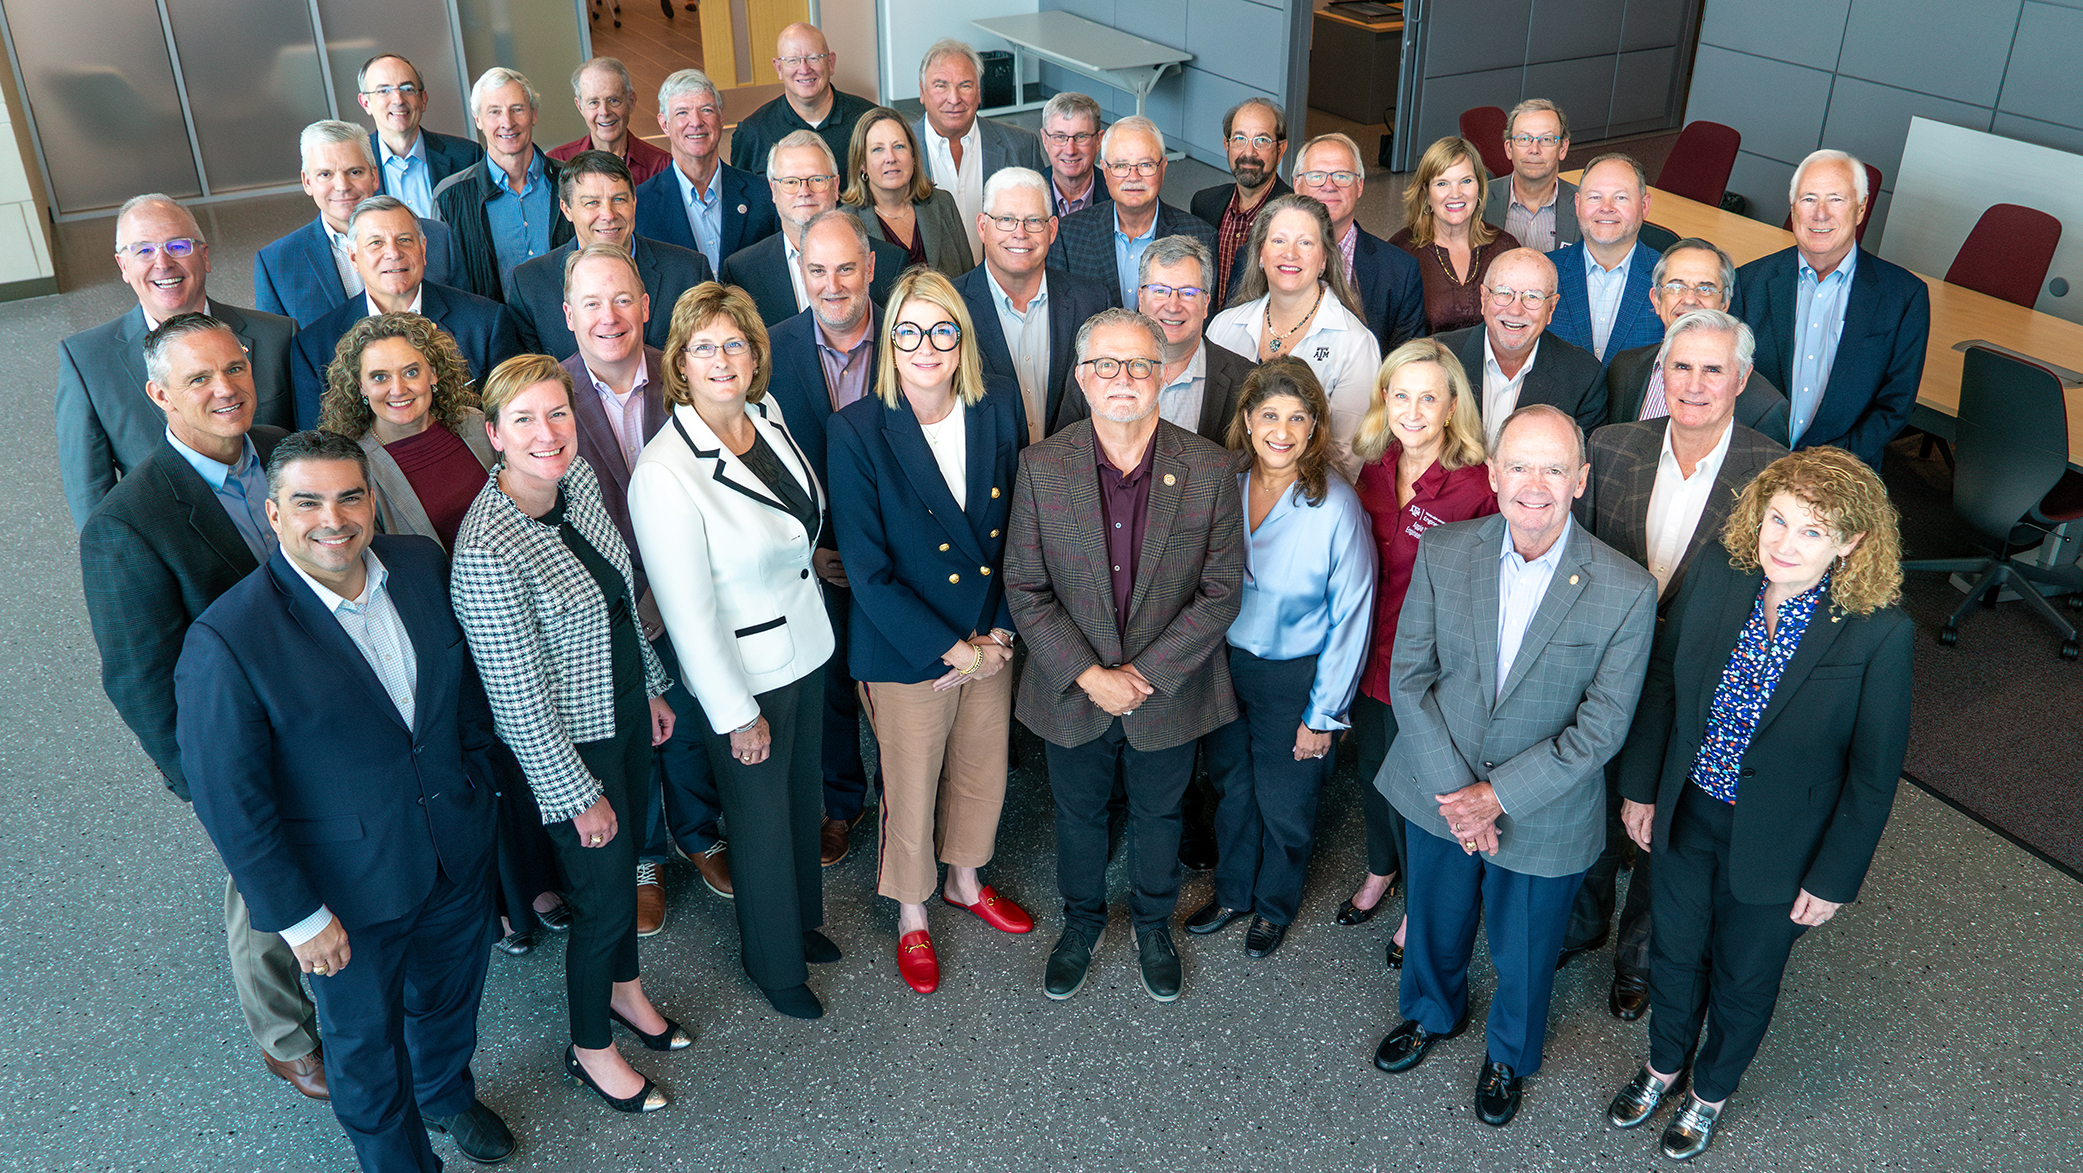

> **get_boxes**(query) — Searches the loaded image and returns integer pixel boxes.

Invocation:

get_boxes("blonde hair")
[875,268,987,409]
[319,312,478,438]
[840,107,934,208]
[479,354,571,427]
[1352,338,1487,468]
[661,282,771,406]
[1720,447,1903,616]
[1402,137,1496,249]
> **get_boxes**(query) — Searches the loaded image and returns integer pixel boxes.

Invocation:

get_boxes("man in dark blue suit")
[1733,149,1929,468]
[1292,134,1427,351]
[719,131,906,327]
[1545,155,1668,366]
[1047,117,1216,309]
[959,168,1112,443]
[178,431,513,1170]
[633,68,780,277]
[357,54,483,221]
[255,120,462,327]
[507,151,712,360]
[292,196,523,427]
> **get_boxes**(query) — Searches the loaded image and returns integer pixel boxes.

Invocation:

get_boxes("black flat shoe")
[1555,928,1610,971]
[492,930,533,956]
[1177,832,1218,871]
[536,902,573,932]
[1372,1008,1469,1073]
[608,1008,692,1051]
[761,984,825,1019]
[1243,916,1287,958]
[1335,876,1399,925]
[424,1098,516,1164]
[564,1045,667,1112]
[1386,940,1404,970]
[1475,1059,1524,1127]
[802,930,841,964]
[1184,901,1249,935]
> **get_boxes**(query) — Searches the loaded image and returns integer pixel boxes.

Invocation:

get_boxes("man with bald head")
[1432,247,1607,444]
[720,130,906,326]
[730,23,879,177]
[549,57,672,184]
[1605,238,1789,443]
[1544,154,1673,365]
[57,195,296,529]
[1049,116,1217,309]
[1371,403,1654,1127]
[1290,132,1427,350]
[912,38,1049,262]
[357,53,482,219]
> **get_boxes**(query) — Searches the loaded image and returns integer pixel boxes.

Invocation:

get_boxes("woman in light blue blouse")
[1185,357,1377,959]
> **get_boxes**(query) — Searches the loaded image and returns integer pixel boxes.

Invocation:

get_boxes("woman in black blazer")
[826,268,1033,995]
[1604,448,1911,1160]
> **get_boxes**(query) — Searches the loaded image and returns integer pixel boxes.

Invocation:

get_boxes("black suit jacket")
[79,427,287,799]
[178,535,498,932]
[1191,177,1292,239]
[1436,325,1608,435]
[1604,343,1792,447]
[1352,226,1430,351]
[431,150,575,302]
[1052,338,1254,442]
[632,162,780,272]
[292,283,524,428]
[718,231,908,328]
[1047,202,1219,308]
[1616,545,1911,905]
[370,129,482,200]
[954,265,1113,438]
[508,235,713,360]
[764,307,882,490]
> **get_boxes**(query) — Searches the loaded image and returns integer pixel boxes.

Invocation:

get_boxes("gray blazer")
[56,303,297,530]
[1374,513,1656,877]
[1482,177,1580,248]
[846,189,975,279]
[353,409,497,545]
[909,115,1048,183]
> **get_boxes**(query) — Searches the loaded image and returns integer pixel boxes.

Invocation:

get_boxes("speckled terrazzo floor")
[5,189,2079,1173]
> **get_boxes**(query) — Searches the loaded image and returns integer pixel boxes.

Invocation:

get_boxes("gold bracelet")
[959,644,983,675]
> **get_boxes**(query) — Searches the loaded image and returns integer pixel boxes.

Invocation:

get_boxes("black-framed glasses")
[776,54,832,69]
[1506,133,1564,147]
[1485,285,1550,308]
[984,213,1051,234]
[361,83,421,98]
[891,322,962,352]
[1042,130,1096,147]
[1227,133,1278,150]
[1295,169,1360,189]
[117,237,203,261]
[1105,159,1160,178]
[771,174,836,193]
[1658,280,1723,300]
[1139,283,1205,302]
[685,339,750,359]
[1078,356,1157,379]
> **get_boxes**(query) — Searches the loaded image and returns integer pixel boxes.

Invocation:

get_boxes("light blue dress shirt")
[1227,473,1378,730]
[1788,248,1857,447]
[1496,514,1571,701]
[672,162,725,273]
[380,134,436,220]
[164,429,275,561]
[484,150,552,298]
[987,271,1052,441]
[1111,208,1158,308]
[1584,242,1635,359]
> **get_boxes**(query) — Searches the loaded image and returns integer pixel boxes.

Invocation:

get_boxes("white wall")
[876,0,1039,104]
[823,0,883,101]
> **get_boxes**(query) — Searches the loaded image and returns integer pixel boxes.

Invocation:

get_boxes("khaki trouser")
[224,876,320,1060]
[859,668,1014,904]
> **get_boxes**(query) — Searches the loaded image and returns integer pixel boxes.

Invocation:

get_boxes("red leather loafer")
[944,885,1034,934]
[897,930,939,993]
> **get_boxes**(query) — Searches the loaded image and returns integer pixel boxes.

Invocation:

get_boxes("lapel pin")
[1569,574,1579,585]
[1831,615,1842,623]
[1163,473,1176,486]
[736,204,747,214]
[990,486,1000,498]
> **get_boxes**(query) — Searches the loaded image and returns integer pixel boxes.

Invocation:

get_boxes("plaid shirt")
[1214,186,1275,305]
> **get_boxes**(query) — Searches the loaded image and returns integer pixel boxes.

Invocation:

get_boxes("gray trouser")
[223,877,320,1060]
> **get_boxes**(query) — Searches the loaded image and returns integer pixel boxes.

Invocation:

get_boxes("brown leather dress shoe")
[635,861,665,937]
[819,813,862,867]
[265,1046,329,1100]
[693,841,733,898]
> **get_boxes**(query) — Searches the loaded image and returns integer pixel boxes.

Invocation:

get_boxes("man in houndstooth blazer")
[1370,405,1656,1127]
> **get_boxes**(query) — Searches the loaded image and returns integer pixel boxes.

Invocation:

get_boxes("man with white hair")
[434,67,575,302]
[912,38,1049,263]
[632,68,780,274]
[1732,148,1928,468]
[730,22,879,177]
[1604,238,1789,444]
[254,120,462,327]
[718,129,906,326]
[357,53,482,219]
[1048,116,1217,309]
[1432,247,1608,442]
[548,57,672,184]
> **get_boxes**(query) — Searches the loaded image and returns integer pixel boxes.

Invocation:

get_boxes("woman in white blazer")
[628,282,839,1020]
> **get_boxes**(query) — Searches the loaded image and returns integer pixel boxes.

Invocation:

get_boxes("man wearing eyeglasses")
[1039,92,1108,220]
[58,195,297,529]
[912,39,1049,264]
[730,23,879,181]
[1004,307,1245,1005]
[633,69,782,277]
[1290,132,1428,352]
[1544,154,1675,365]
[548,58,672,186]
[1189,99,1291,307]
[1049,117,1218,310]
[720,131,906,327]
[357,54,483,221]
[1432,247,1607,445]
[434,68,575,303]
[1480,99,1578,253]
[1604,239,1790,444]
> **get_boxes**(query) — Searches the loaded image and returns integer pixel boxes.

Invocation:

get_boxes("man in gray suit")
[1481,99,1579,253]
[1370,404,1655,1128]
[56,195,297,529]
[1562,308,1788,1020]
[913,38,1048,266]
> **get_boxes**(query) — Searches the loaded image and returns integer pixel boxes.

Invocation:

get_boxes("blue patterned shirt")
[1689,572,1830,802]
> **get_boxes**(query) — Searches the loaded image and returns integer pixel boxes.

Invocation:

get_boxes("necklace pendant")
[1269,338,1282,353]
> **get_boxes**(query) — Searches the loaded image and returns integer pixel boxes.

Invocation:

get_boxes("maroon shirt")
[386,424,489,552]
[875,210,930,269]
[548,134,673,185]
[1387,226,1521,335]
[1095,430,1158,645]
[1355,447,1498,703]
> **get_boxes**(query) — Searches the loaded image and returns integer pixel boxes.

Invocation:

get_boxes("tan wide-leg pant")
[859,667,1014,904]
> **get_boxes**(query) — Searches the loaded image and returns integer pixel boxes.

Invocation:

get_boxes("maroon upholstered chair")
[1945,203,2063,309]
[1458,106,1510,181]
[1781,163,1884,242]
[1655,121,1741,205]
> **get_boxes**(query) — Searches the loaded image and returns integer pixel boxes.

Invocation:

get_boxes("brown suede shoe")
[692,841,733,898]
[819,813,863,867]
[635,861,665,937]
[264,1046,329,1100]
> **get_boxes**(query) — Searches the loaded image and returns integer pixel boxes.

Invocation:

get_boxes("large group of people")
[57,23,1926,1172]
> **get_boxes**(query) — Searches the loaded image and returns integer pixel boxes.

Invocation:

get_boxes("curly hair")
[1401,136,1496,249]
[318,312,478,438]
[1720,447,1902,616]
[662,282,771,407]
[1226,356,1334,507]
[1351,337,1487,468]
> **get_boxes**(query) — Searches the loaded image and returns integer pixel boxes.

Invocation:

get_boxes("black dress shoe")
[1609,971,1650,1021]
[492,929,533,956]
[564,1046,667,1112]
[1242,916,1286,958]
[1608,1066,1687,1129]
[802,930,841,964]
[1475,1059,1524,1127]
[760,984,825,1019]
[1177,832,1218,871]
[1555,928,1610,971]
[1137,926,1182,1002]
[1660,1096,1723,1159]
[536,902,573,931]
[1184,901,1248,935]
[1385,939,1404,970]
[1043,924,1103,1000]
[425,1098,516,1163]
[1371,1009,1469,1073]
[608,1007,693,1051]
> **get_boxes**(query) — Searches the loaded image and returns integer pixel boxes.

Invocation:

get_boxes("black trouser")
[704,667,827,991]
[1564,759,1653,973]
[652,633,724,854]
[1352,694,1407,881]
[1206,648,1332,925]
[1046,718,1198,934]
[552,681,649,1050]
[1648,784,1809,1103]
[820,584,870,822]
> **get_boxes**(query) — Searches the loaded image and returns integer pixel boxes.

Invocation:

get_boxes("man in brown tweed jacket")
[1003,307,1245,1005]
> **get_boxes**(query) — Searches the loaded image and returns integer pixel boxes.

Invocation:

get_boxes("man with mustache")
[357,53,482,220]
[720,131,906,328]
[1433,247,1608,444]
[730,23,879,179]
[548,57,672,185]
[1189,98,1291,307]
[1049,116,1217,310]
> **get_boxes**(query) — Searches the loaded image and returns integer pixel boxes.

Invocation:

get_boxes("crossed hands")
[1437,781,1504,856]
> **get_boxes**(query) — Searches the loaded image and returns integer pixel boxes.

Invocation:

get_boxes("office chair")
[1654,121,1741,206]
[1903,346,2083,660]
[1458,107,1510,181]
[1781,163,1883,242]
[1946,204,2063,309]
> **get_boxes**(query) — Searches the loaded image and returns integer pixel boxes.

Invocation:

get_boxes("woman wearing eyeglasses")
[825,268,1033,994]
[627,283,840,1020]
[1206,193,1380,481]
[1389,137,1520,335]
[840,107,974,279]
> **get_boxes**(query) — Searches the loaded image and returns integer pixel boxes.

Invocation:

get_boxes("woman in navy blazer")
[1605,448,1911,1159]
[826,268,1035,995]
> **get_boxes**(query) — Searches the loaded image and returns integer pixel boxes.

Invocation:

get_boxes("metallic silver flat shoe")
[1660,1096,1722,1160]
[1608,1067,1685,1129]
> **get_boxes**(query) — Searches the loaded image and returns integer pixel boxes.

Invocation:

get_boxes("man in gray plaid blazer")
[1370,404,1656,1128]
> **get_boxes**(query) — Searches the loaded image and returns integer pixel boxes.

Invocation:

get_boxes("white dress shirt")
[1497,514,1572,702]
[1642,418,1734,597]
[918,397,968,509]
[1481,333,1541,446]
[924,119,985,263]
[1205,288,1381,480]
[1584,242,1635,359]
[364,286,425,318]
[783,233,810,313]
[325,222,366,298]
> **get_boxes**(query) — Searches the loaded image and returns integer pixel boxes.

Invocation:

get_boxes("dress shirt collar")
[142,298,216,334]
[1798,244,1858,288]
[1336,222,1360,284]
[364,286,425,317]
[380,133,429,167]
[584,356,650,402]
[1585,240,1638,276]
[1510,178,1558,214]
[987,267,1047,319]
[1499,512,1572,574]
[1658,415,1735,481]
[491,149,546,198]
[675,159,721,204]
[288,546,388,612]
[1165,341,1208,390]
[1112,205,1157,245]
[1481,329,1540,387]
[163,427,259,490]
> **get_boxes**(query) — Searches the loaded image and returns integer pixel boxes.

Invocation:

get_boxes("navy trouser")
[1206,648,1333,925]
[652,633,723,854]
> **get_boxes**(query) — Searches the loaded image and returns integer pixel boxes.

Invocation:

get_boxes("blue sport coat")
[827,374,1024,683]
[718,230,909,328]
[176,534,498,933]
[1047,201,1217,309]
[953,265,1112,438]
[632,163,781,273]
[370,129,483,203]
[292,282,524,428]
[1546,241,1664,366]
[253,215,465,328]
[764,306,881,488]
[507,235,713,360]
